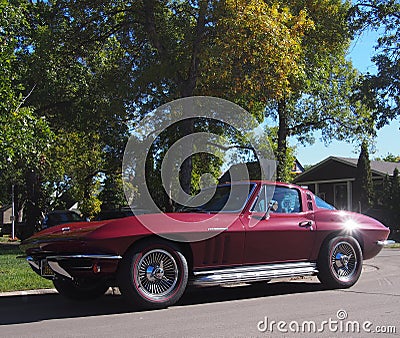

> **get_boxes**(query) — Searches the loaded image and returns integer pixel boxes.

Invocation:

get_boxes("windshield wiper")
[178,207,210,213]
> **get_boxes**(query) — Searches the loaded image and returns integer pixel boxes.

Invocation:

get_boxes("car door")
[242,184,317,264]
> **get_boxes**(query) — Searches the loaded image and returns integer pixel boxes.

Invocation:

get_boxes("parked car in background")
[94,207,152,221]
[94,209,134,221]
[40,210,86,230]
[21,181,390,310]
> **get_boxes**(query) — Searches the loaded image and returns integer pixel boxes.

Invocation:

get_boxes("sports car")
[20,181,390,309]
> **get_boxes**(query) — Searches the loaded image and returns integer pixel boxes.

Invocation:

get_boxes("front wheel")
[317,236,363,289]
[117,240,188,310]
[53,278,109,300]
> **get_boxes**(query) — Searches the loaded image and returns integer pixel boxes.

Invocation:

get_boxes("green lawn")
[0,237,53,292]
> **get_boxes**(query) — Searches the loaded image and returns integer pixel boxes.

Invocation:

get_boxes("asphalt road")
[1,249,399,337]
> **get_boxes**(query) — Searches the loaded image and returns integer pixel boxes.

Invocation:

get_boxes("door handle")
[299,221,314,229]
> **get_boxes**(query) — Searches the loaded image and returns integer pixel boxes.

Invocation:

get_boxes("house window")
[334,183,348,210]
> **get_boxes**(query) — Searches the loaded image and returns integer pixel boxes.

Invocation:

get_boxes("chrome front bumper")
[376,240,396,246]
[27,254,122,280]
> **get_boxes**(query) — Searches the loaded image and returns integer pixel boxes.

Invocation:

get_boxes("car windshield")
[179,183,255,213]
[314,195,336,210]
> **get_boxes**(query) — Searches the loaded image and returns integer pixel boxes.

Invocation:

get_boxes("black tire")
[317,236,363,289]
[117,239,189,310]
[53,278,109,300]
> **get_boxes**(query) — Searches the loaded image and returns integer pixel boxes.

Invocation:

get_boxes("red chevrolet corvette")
[21,181,390,309]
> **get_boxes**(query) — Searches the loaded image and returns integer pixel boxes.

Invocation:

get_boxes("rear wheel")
[118,239,188,310]
[317,236,363,289]
[53,278,109,300]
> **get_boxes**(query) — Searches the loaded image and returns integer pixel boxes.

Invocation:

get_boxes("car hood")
[22,212,241,243]
[87,212,241,240]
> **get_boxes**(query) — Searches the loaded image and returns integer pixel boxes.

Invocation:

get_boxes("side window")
[252,185,301,213]
[272,186,302,214]
[315,195,335,210]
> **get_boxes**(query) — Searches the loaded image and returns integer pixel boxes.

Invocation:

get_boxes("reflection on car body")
[21,181,390,310]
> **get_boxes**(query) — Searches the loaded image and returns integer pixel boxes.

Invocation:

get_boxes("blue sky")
[292,30,400,165]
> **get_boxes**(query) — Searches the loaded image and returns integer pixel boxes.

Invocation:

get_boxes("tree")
[268,0,375,180]
[204,0,374,180]
[374,153,400,162]
[46,131,104,217]
[354,141,374,212]
[201,0,315,180]
[9,0,133,217]
[0,0,53,229]
[26,0,306,193]
[98,173,126,210]
[391,168,400,206]
[381,168,400,228]
[350,0,400,126]
[4,0,374,219]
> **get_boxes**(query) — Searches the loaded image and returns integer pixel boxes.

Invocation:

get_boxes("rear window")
[314,195,335,210]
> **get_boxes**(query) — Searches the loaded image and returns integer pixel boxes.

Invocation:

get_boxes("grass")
[0,236,53,292]
[0,236,12,243]
[387,242,400,248]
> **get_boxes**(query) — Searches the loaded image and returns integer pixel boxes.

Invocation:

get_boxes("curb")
[0,288,58,297]
[0,287,120,298]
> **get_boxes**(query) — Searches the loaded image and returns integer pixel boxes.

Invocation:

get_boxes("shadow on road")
[0,280,326,325]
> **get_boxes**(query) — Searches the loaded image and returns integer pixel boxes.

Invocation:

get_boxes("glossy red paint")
[21,181,390,282]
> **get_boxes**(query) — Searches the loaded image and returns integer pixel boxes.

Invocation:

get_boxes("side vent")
[306,194,313,211]
[202,236,231,265]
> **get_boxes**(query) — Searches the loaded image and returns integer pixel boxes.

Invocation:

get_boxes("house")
[0,205,12,226]
[0,205,12,235]
[292,159,305,175]
[293,156,400,211]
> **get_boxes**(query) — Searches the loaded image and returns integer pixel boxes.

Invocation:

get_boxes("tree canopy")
[354,140,374,212]
[350,0,400,126]
[0,0,392,223]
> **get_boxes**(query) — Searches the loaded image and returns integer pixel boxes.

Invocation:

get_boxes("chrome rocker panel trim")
[191,261,318,286]
[45,254,122,260]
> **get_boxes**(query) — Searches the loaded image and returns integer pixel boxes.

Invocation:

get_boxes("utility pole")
[11,184,16,239]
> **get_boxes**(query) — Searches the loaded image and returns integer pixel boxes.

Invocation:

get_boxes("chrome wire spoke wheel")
[136,249,178,299]
[330,241,357,282]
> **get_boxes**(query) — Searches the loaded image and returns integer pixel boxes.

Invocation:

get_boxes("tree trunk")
[277,99,288,182]
[178,118,194,197]
[142,0,207,203]
[25,168,42,236]
[177,0,207,200]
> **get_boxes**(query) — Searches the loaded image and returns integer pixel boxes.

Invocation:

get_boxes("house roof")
[336,157,400,176]
[295,156,400,183]
[0,205,11,212]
